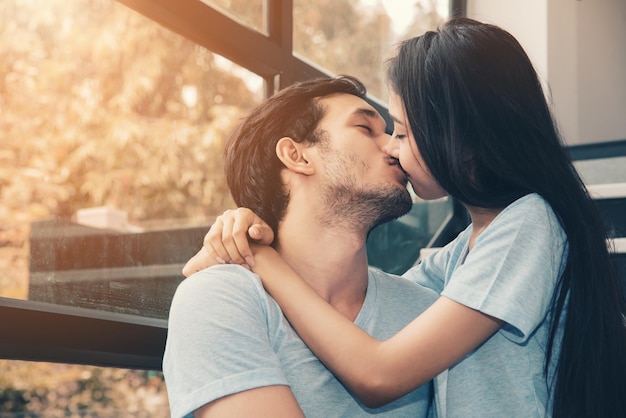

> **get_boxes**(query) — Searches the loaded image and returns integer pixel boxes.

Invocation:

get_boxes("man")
[163,76,437,417]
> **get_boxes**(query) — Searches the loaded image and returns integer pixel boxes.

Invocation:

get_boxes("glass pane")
[574,156,626,185]
[574,157,626,241]
[367,197,452,274]
[293,0,449,101]
[1,0,264,318]
[201,0,267,34]
[0,360,169,416]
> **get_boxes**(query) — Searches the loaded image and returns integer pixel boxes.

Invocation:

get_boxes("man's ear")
[276,137,315,175]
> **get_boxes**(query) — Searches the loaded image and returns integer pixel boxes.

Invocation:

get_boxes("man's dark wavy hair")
[225,75,367,237]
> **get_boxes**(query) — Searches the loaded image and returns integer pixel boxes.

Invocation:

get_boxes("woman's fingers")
[183,208,275,275]
[182,247,217,277]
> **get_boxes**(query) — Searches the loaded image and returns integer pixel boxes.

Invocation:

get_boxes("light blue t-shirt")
[164,264,438,418]
[403,193,568,418]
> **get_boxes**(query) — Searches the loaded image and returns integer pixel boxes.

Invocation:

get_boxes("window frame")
[1,0,467,370]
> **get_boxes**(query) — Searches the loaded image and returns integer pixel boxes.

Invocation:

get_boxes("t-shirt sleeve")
[163,265,289,418]
[441,198,567,343]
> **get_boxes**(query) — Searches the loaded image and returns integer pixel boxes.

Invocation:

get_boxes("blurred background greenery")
[0,0,444,414]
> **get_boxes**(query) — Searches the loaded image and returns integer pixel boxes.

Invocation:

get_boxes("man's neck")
[274,215,370,321]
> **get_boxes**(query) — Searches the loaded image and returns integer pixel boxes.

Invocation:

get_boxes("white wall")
[466,0,549,81]
[576,0,626,143]
[467,0,626,145]
[547,0,578,143]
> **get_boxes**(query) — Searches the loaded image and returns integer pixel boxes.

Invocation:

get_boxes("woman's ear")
[276,137,315,175]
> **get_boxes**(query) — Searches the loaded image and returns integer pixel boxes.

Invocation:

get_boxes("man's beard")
[320,178,412,234]
[316,141,412,234]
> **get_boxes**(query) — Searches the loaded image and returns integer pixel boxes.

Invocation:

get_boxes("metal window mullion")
[0,297,167,370]
[117,0,283,78]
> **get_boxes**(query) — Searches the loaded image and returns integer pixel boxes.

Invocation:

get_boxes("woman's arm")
[182,208,274,276]
[252,245,503,407]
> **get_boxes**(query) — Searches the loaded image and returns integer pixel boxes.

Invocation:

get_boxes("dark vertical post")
[450,0,467,18]
[268,0,294,91]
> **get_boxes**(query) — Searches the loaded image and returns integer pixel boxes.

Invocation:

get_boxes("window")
[1,0,458,414]
[202,0,268,34]
[2,0,264,317]
[293,0,449,101]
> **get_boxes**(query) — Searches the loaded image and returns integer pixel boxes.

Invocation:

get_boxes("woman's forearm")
[250,246,425,406]
[250,246,503,407]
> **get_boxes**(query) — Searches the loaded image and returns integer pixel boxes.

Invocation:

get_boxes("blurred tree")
[294,0,393,99]
[0,0,258,225]
[0,1,260,413]
[0,0,448,414]
[0,360,169,416]
[400,0,446,39]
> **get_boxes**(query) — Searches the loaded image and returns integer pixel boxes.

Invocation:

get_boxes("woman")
[187,18,626,417]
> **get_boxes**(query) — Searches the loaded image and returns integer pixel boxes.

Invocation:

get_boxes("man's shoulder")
[167,264,276,339]
[173,264,265,307]
[183,263,260,287]
[164,267,290,418]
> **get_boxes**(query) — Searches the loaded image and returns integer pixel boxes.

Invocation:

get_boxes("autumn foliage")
[0,0,443,414]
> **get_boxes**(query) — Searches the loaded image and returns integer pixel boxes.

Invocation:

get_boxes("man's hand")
[182,208,274,277]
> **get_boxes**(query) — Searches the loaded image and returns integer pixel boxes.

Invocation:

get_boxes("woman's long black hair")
[388,17,626,417]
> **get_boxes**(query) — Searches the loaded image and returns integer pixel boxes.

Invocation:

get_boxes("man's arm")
[195,386,304,418]
[164,267,300,417]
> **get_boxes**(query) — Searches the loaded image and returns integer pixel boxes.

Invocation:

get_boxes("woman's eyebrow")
[390,114,405,126]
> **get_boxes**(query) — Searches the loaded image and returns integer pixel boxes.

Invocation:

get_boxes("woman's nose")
[374,132,392,151]
[383,135,399,158]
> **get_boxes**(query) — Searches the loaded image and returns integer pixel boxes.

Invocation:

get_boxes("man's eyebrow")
[352,107,384,122]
